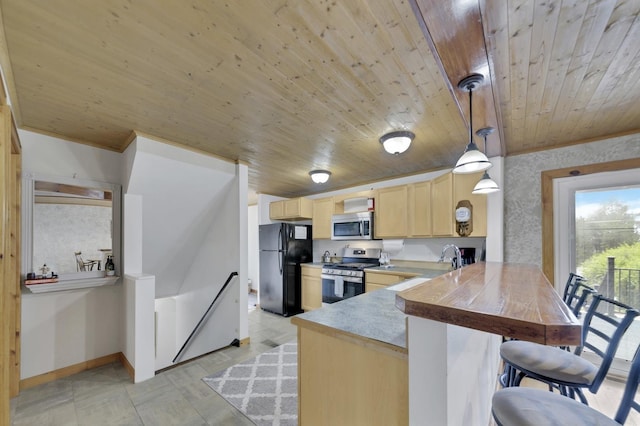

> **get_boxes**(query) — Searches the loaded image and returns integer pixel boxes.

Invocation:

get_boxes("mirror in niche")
[31,180,114,277]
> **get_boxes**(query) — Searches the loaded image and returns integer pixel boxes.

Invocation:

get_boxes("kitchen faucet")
[439,244,462,270]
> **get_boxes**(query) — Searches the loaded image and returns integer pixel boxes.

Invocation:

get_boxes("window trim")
[541,158,640,285]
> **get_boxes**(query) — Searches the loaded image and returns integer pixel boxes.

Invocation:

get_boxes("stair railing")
[172,271,238,363]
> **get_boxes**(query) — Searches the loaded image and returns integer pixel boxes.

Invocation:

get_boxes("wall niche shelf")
[24,276,120,293]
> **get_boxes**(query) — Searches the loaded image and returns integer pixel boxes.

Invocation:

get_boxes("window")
[22,174,121,287]
[554,169,640,367]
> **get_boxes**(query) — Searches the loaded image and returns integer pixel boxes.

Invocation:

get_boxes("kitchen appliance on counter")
[321,247,381,304]
[259,223,312,316]
[452,247,476,269]
[331,212,374,240]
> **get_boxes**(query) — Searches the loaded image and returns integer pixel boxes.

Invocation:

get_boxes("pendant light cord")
[468,85,473,145]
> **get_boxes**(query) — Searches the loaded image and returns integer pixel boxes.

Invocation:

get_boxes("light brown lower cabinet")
[301,265,322,311]
[365,270,420,292]
[294,323,408,425]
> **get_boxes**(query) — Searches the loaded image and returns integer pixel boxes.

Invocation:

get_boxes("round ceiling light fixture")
[452,74,492,174]
[379,130,415,155]
[309,169,331,184]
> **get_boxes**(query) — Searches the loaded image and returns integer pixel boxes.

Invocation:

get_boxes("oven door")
[321,274,365,304]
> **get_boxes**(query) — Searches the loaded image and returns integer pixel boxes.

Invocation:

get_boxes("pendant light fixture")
[309,169,331,184]
[379,130,415,155]
[472,127,500,194]
[452,74,492,174]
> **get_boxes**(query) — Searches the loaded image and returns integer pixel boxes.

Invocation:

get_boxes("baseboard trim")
[120,353,135,381]
[20,353,127,390]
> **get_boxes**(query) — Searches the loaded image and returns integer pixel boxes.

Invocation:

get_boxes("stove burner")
[328,262,379,270]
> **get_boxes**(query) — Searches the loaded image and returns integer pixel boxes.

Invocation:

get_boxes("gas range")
[321,248,381,304]
[321,248,381,278]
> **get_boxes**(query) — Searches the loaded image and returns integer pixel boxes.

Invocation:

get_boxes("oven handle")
[321,274,363,283]
[359,221,364,236]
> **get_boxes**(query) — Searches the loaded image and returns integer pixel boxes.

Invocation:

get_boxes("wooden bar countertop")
[395,262,582,346]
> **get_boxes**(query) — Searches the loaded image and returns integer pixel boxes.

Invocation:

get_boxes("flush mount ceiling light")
[379,130,415,155]
[309,169,331,184]
[472,127,500,194]
[452,74,492,174]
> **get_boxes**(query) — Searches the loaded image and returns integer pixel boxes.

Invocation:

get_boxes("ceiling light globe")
[472,171,500,194]
[309,170,331,184]
[380,131,415,155]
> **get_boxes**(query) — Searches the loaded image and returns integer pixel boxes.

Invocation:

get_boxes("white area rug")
[202,342,298,425]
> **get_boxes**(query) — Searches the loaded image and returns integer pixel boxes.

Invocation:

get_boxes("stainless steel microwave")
[331,212,374,240]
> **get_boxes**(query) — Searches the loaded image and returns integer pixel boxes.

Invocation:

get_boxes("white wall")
[20,131,123,379]
[20,129,249,379]
[122,135,247,370]
[248,205,259,292]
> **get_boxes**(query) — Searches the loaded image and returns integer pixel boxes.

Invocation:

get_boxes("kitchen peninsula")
[291,262,581,425]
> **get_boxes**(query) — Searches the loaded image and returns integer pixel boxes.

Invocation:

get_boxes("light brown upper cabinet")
[270,197,313,220]
[431,173,454,236]
[408,181,432,237]
[432,172,487,237]
[312,197,334,239]
[374,185,408,238]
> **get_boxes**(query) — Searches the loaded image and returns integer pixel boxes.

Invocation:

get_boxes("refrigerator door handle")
[278,227,283,274]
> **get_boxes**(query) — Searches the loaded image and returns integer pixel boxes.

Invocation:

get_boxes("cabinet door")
[365,272,403,292]
[312,197,334,239]
[269,200,284,220]
[431,173,453,236]
[284,199,300,217]
[301,268,322,311]
[375,185,408,238]
[453,172,487,237]
[409,181,432,237]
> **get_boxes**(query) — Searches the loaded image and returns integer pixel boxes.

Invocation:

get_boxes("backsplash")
[313,237,485,264]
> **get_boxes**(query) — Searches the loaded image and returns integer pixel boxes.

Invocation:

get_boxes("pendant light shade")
[472,127,500,194]
[380,130,415,155]
[309,169,331,184]
[472,171,500,194]
[453,74,492,174]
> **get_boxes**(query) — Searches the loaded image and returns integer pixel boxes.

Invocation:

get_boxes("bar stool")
[500,294,639,404]
[499,278,595,387]
[492,344,640,425]
[562,272,586,305]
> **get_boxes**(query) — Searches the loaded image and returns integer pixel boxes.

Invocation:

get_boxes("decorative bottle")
[105,256,115,276]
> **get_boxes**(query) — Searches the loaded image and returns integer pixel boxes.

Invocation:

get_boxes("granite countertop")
[365,265,447,278]
[292,261,449,349]
[291,284,422,350]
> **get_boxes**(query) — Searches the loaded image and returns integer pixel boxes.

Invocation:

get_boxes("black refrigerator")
[259,223,312,316]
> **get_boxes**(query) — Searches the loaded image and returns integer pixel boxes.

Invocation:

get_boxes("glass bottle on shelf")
[105,256,115,276]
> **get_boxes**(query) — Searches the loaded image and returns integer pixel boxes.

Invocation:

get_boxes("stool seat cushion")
[501,340,597,385]
[492,387,617,426]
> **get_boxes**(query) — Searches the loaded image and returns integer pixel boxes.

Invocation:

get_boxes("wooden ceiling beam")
[409,0,504,158]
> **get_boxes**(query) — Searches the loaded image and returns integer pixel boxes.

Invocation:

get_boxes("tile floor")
[9,300,638,425]
[10,306,297,425]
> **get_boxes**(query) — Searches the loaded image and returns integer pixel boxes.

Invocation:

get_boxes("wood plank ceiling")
[0,0,639,200]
